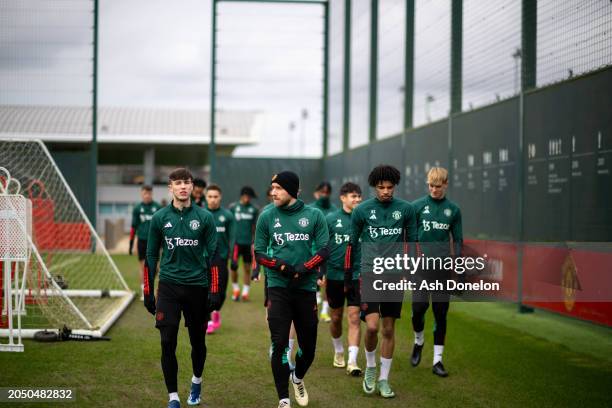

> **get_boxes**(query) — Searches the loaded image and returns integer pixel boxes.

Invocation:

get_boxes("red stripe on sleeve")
[259,258,277,268]
[143,265,150,295]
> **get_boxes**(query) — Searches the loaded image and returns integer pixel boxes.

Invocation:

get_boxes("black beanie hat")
[240,186,257,198]
[271,171,300,198]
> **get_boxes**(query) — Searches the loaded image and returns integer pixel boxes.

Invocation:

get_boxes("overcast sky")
[1,0,610,158]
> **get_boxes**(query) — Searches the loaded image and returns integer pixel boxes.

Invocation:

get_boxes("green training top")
[411,194,463,256]
[350,196,417,245]
[230,202,259,245]
[309,197,338,216]
[325,208,359,281]
[147,202,217,287]
[208,206,236,260]
[350,196,417,272]
[131,201,161,240]
[254,199,329,291]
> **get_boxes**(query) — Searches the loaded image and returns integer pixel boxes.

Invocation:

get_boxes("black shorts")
[267,287,318,325]
[326,279,360,309]
[155,281,209,328]
[233,244,252,263]
[137,239,147,261]
[360,301,403,321]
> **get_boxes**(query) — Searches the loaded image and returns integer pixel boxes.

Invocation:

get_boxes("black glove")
[293,264,309,275]
[129,239,134,256]
[144,294,156,315]
[278,261,295,277]
[208,292,222,311]
[251,267,260,281]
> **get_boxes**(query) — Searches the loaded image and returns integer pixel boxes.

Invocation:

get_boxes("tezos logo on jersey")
[334,233,350,244]
[190,220,200,230]
[392,210,402,220]
[367,226,402,239]
[422,220,449,232]
[140,214,154,222]
[273,232,310,246]
[444,208,452,217]
[236,212,253,221]
[298,217,309,227]
[165,237,199,250]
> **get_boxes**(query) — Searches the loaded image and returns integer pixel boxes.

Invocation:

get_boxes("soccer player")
[192,177,207,208]
[229,186,259,301]
[129,185,160,300]
[410,167,462,377]
[254,171,329,408]
[204,184,236,334]
[345,164,417,398]
[260,185,298,370]
[145,168,220,408]
[324,182,363,375]
[310,181,338,216]
[309,181,337,322]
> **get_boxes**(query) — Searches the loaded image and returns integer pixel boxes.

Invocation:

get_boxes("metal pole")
[322,2,329,157]
[450,0,462,114]
[91,0,98,229]
[209,0,218,182]
[368,0,378,144]
[403,0,415,130]
[518,1,535,312]
[521,0,537,91]
[342,0,351,152]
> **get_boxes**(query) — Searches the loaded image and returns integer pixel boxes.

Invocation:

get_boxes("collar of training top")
[278,199,304,214]
[170,200,194,214]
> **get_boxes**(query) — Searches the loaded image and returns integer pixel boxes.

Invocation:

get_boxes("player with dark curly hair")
[344,164,417,398]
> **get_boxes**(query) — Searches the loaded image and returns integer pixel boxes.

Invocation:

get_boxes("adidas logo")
[164,222,173,228]
[423,206,430,214]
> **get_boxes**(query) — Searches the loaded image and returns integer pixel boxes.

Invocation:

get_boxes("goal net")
[0,138,132,341]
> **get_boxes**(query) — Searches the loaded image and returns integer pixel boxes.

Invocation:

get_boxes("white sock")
[332,336,344,353]
[365,349,376,368]
[288,338,295,354]
[414,330,424,346]
[348,346,359,364]
[168,392,179,402]
[191,375,202,384]
[232,283,240,291]
[322,301,329,314]
[291,371,302,384]
[433,345,444,364]
[280,398,290,405]
[140,283,144,292]
[379,357,392,381]
[242,285,250,295]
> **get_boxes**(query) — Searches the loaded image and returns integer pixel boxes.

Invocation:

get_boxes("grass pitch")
[1,255,610,407]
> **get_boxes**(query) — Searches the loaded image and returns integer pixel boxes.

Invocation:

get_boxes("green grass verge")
[0,255,610,407]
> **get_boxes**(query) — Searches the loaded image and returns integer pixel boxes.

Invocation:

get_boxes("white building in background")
[0,105,263,234]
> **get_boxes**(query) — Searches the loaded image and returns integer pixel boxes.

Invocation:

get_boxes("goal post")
[0,138,133,344]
